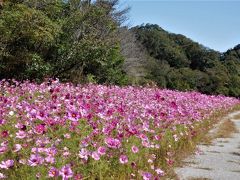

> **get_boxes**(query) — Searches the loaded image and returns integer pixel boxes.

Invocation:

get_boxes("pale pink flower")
[97,146,106,155]
[131,145,139,153]
[0,159,14,169]
[63,151,71,157]
[64,133,71,139]
[155,168,165,176]
[119,155,128,164]
[45,156,55,164]
[13,144,22,152]
[0,146,7,154]
[142,172,152,180]
[8,111,14,116]
[45,147,57,156]
[91,151,100,161]
[48,167,59,177]
[148,159,153,164]
[105,137,121,149]
[19,159,26,164]
[28,154,44,166]
[0,172,6,179]
[78,148,89,160]
[16,130,27,139]
[59,164,73,179]
[173,134,179,142]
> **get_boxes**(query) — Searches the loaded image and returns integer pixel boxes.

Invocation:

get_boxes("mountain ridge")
[122,23,240,97]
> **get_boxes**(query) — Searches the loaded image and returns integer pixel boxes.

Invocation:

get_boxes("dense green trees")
[0,0,127,84]
[132,24,240,97]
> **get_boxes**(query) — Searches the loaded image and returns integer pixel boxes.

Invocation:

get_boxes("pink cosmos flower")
[36,111,46,120]
[91,151,100,161]
[119,155,128,164]
[104,137,121,149]
[155,168,165,176]
[0,172,6,179]
[45,156,55,164]
[13,144,22,152]
[34,124,46,134]
[142,172,152,180]
[166,158,174,166]
[67,111,80,122]
[0,146,7,154]
[0,119,6,125]
[48,167,59,177]
[63,151,71,157]
[64,133,71,139]
[59,164,73,180]
[36,172,41,179]
[0,160,14,169]
[173,134,179,142]
[97,146,106,155]
[16,130,27,139]
[74,174,83,180]
[45,147,57,156]
[19,159,26,164]
[78,148,89,160]
[131,145,139,153]
[28,154,44,166]
[1,130,8,138]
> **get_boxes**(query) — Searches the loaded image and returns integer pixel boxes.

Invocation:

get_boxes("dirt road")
[175,111,240,180]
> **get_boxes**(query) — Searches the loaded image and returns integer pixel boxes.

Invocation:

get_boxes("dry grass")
[233,113,240,120]
[188,178,212,180]
[231,152,240,156]
[195,167,212,171]
[213,119,239,138]
[172,107,240,180]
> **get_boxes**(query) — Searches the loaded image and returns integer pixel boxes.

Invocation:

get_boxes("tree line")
[130,24,240,97]
[1,1,240,97]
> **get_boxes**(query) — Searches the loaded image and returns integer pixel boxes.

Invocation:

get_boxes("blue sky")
[120,0,240,52]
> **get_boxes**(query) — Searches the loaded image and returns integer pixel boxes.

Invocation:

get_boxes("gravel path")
[175,111,240,180]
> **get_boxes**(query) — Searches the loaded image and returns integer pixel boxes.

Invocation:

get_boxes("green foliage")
[0,0,127,85]
[133,24,240,97]
[0,1,62,80]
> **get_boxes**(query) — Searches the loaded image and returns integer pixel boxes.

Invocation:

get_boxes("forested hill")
[125,24,240,97]
[1,1,240,97]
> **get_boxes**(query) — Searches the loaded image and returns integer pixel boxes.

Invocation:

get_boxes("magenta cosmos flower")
[59,164,73,180]
[142,172,153,180]
[34,124,46,134]
[104,137,121,149]
[0,160,14,169]
[67,111,81,122]
[48,167,59,177]
[28,154,44,166]
[97,146,106,155]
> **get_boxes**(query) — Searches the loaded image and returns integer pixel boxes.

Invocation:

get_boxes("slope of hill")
[124,24,240,97]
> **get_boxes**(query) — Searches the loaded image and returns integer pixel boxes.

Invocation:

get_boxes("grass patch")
[233,113,240,120]
[195,167,212,171]
[188,178,212,180]
[213,119,239,138]
[231,152,240,156]
[207,150,220,154]
[231,170,240,173]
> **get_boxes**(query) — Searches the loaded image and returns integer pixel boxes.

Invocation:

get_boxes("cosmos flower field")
[0,79,239,179]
